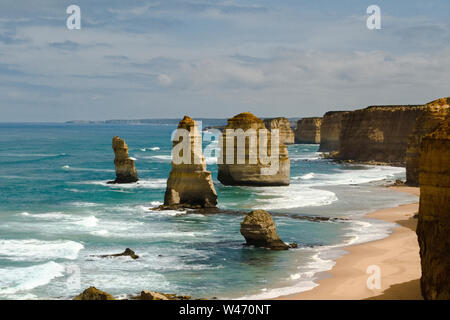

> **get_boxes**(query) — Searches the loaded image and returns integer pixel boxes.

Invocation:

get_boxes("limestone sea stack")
[334,105,426,165]
[240,210,289,250]
[318,111,349,152]
[295,117,322,144]
[163,116,218,208]
[416,118,450,300]
[406,98,450,186]
[263,117,295,144]
[110,136,138,183]
[217,112,290,186]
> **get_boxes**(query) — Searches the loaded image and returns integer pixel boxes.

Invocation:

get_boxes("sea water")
[0,122,418,300]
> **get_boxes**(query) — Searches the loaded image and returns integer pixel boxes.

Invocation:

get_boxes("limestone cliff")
[240,210,289,250]
[164,116,218,208]
[263,117,295,144]
[218,112,290,186]
[295,117,322,144]
[417,118,450,300]
[318,111,349,152]
[406,98,450,185]
[334,105,426,165]
[109,136,138,183]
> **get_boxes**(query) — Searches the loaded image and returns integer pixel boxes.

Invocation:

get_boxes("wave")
[139,147,160,151]
[139,155,172,162]
[0,261,65,296]
[0,239,84,261]
[81,179,167,190]
[62,166,115,173]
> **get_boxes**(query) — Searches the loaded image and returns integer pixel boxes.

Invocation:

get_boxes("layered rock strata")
[240,210,289,250]
[416,118,450,300]
[318,111,349,152]
[73,287,115,300]
[406,98,450,185]
[295,117,322,144]
[217,112,290,186]
[109,136,138,183]
[263,117,295,144]
[163,116,218,208]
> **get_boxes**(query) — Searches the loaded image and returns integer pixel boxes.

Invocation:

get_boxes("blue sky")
[0,0,449,121]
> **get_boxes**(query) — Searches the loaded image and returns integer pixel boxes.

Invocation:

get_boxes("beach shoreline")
[275,185,422,300]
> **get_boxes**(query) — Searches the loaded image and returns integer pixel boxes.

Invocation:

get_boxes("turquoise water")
[0,122,418,300]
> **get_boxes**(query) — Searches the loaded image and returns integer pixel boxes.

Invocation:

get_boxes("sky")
[0,0,449,122]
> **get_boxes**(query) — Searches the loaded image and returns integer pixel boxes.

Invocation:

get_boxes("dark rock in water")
[98,248,139,260]
[73,286,115,300]
[108,136,138,184]
[240,210,289,250]
[289,243,298,248]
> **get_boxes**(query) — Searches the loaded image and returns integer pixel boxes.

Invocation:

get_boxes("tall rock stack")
[263,117,295,144]
[164,116,218,208]
[318,111,349,152]
[416,118,450,300]
[110,136,138,183]
[406,98,450,186]
[295,117,322,144]
[218,112,290,186]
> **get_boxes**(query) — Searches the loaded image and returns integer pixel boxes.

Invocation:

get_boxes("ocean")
[0,122,418,300]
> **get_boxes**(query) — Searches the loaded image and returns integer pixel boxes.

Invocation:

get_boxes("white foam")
[81,178,167,190]
[0,239,84,261]
[129,157,137,161]
[0,261,65,295]
[150,201,163,206]
[74,216,99,227]
[149,147,160,151]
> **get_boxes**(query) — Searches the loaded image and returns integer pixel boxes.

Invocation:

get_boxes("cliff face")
[218,112,290,186]
[318,111,349,152]
[110,136,138,183]
[164,116,218,208]
[417,118,450,300]
[406,98,450,185]
[334,105,426,165]
[263,117,295,144]
[295,117,322,144]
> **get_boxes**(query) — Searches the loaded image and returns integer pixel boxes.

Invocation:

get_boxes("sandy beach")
[276,185,422,300]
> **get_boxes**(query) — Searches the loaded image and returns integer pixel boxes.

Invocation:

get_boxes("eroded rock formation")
[318,111,349,152]
[295,117,322,144]
[218,112,290,186]
[240,210,289,250]
[406,98,450,185]
[109,136,138,183]
[73,287,115,300]
[98,248,139,260]
[334,105,426,165]
[263,117,295,144]
[416,118,450,300]
[163,116,217,208]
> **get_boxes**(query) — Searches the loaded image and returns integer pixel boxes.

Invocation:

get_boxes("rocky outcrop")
[73,287,115,300]
[109,136,138,183]
[406,98,450,185]
[416,118,450,300]
[263,117,295,144]
[318,111,349,152]
[295,117,322,144]
[98,248,139,260]
[240,210,289,250]
[218,112,290,186]
[163,116,217,208]
[334,105,426,165]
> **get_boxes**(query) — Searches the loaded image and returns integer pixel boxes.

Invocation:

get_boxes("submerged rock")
[163,116,217,208]
[218,112,290,186]
[263,117,295,144]
[109,136,138,184]
[295,117,322,144]
[417,118,450,300]
[240,210,289,250]
[73,286,115,300]
[98,248,139,260]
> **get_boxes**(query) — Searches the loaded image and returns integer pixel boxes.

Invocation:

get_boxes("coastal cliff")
[417,118,450,300]
[218,112,290,186]
[295,117,322,144]
[318,111,349,152]
[109,136,138,183]
[163,116,218,208]
[406,98,450,185]
[334,105,425,165]
[263,117,295,144]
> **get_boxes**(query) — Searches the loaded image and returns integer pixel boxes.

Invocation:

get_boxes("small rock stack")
[110,136,138,184]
